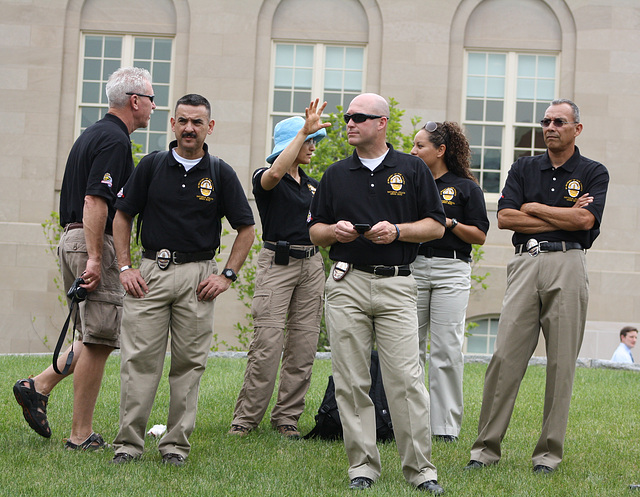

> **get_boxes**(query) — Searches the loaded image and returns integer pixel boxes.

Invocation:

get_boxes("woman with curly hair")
[410,121,489,442]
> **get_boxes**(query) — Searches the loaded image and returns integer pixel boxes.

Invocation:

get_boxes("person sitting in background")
[611,326,637,363]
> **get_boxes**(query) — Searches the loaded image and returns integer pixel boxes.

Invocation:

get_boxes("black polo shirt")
[59,113,134,232]
[116,141,254,252]
[498,146,609,249]
[309,144,446,265]
[421,172,490,258]
[253,167,318,245]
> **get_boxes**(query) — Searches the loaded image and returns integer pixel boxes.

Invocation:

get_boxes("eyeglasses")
[540,118,578,128]
[343,113,383,124]
[423,121,438,132]
[126,92,155,103]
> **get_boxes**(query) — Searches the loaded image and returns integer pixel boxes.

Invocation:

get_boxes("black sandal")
[65,432,108,451]
[13,378,51,438]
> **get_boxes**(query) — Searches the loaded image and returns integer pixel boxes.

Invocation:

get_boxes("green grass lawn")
[1,355,638,497]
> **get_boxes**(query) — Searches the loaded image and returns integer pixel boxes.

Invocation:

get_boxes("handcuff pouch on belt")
[332,262,350,281]
[156,248,171,270]
[274,241,290,266]
[525,238,540,257]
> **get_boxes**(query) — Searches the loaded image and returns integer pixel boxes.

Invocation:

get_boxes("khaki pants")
[414,255,471,438]
[113,258,217,458]
[325,266,437,486]
[470,250,588,469]
[232,248,324,429]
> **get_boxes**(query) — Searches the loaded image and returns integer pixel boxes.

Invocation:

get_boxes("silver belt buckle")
[156,248,171,270]
[526,239,540,257]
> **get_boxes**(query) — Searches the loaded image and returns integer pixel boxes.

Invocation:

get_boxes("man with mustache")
[465,99,609,474]
[110,94,255,466]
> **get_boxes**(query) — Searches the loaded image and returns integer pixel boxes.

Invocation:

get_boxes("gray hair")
[105,67,152,108]
[551,98,580,123]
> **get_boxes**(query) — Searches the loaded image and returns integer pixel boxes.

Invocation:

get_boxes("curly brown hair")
[424,121,477,183]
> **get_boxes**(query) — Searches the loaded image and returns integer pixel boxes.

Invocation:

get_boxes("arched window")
[465,315,500,354]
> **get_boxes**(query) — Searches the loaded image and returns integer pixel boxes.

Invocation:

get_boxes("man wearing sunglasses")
[310,93,446,494]
[465,99,609,474]
[13,67,155,450]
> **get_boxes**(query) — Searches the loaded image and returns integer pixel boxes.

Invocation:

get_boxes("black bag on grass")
[304,350,394,442]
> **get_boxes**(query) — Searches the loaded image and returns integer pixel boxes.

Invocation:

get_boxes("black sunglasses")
[540,118,578,128]
[126,92,155,104]
[343,113,383,124]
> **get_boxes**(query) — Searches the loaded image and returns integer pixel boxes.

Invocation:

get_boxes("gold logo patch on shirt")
[565,179,583,202]
[197,178,214,201]
[387,173,406,196]
[441,186,457,205]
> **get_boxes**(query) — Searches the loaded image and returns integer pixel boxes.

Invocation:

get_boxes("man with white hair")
[13,67,155,450]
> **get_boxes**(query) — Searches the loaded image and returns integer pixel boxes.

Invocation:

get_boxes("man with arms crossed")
[465,99,609,474]
[309,93,446,494]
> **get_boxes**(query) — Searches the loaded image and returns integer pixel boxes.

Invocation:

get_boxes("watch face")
[223,269,236,281]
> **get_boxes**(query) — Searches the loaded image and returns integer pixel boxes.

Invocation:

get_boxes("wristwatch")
[222,268,237,282]
[119,265,132,273]
[449,218,459,230]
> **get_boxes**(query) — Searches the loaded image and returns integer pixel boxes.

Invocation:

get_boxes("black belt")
[418,246,471,263]
[352,264,412,277]
[64,222,112,236]
[143,249,214,264]
[263,242,319,259]
[515,241,584,255]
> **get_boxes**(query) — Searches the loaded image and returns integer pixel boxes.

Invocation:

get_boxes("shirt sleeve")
[464,182,490,233]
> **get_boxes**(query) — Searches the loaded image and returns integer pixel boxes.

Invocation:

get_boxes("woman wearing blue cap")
[229,99,331,438]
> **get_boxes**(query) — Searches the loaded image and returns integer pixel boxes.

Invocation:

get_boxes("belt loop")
[393,266,399,277]
[453,249,457,260]
[562,241,567,253]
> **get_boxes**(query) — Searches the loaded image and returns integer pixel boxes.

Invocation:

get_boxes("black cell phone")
[274,240,290,265]
[353,223,371,234]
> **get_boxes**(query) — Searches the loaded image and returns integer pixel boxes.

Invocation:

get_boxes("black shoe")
[533,464,554,474]
[433,434,458,443]
[111,452,138,464]
[629,484,640,490]
[463,459,487,470]
[349,477,373,490]
[162,453,186,467]
[416,480,444,494]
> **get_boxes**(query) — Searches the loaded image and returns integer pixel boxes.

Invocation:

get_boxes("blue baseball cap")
[266,116,327,164]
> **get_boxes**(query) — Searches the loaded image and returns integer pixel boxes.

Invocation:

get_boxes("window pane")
[467,76,485,98]
[154,85,170,108]
[85,36,103,58]
[534,128,545,148]
[324,69,342,91]
[466,336,487,354]
[154,39,172,61]
[535,102,548,122]
[487,54,506,76]
[470,148,482,167]
[345,47,363,69]
[103,59,120,80]
[135,38,153,60]
[273,90,290,112]
[276,44,294,66]
[83,59,101,80]
[517,78,535,99]
[485,126,502,147]
[293,91,311,113]
[466,125,483,146]
[136,60,151,72]
[466,100,484,120]
[344,71,362,92]
[152,61,171,84]
[514,127,532,148]
[325,46,343,69]
[484,149,501,170]
[149,133,167,151]
[274,67,293,88]
[149,110,168,132]
[536,79,555,100]
[486,77,504,98]
[294,68,312,89]
[81,107,100,129]
[518,55,536,77]
[130,130,146,151]
[82,82,100,103]
[486,100,503,121]
[538,56,556,78]
[324,92,341,115]
[482,171,501,193]
[295,45,313,66]
[516,101,534,123]
[104,37,122,58]
[468,52,486,74]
